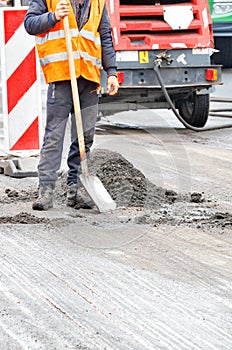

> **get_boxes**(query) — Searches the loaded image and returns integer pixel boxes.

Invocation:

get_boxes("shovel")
[63,16,116,212]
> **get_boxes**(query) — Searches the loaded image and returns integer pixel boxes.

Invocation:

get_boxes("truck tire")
[213,37,232,68]
[177,92,209,128]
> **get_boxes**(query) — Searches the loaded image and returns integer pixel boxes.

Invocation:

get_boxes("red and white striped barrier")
[0,7,42,156]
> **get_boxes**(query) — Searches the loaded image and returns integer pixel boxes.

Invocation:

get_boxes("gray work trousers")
[38,77,98,189]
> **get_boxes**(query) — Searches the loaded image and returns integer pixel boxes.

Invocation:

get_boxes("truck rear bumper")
[101,49,222,92]
[101,64,222,93]
[116,65,221,89]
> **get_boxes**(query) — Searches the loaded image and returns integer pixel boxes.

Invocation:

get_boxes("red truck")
[99,0,222,129]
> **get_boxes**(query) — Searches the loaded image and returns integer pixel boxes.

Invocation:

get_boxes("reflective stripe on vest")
[40,51,80,67]
[39,50,101,69]
[35,28,101,46]
[80,51,102,67]
[35,29,79,44]
[79,29,101,45]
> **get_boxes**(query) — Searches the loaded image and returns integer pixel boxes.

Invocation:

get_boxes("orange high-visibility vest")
[35,0,104,84]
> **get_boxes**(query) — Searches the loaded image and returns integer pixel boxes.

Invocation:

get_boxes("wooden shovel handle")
[63,15,88,174]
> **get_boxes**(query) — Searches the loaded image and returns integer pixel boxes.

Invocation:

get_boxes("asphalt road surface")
[0,70,231,349]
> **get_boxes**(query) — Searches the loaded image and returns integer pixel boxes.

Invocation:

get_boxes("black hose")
[154,64,232,132]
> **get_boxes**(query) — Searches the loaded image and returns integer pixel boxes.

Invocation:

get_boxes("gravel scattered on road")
[0,149,231,231]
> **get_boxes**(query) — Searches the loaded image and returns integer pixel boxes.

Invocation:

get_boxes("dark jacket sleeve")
[98,4,117,75]
[24,0,56,35]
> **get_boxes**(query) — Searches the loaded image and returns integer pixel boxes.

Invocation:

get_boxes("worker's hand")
[107,75,119,96]
[55,0,70,20]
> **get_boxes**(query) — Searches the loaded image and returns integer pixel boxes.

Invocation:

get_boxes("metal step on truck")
[99,0,222,129]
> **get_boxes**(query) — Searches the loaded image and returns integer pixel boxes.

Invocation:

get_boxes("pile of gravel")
[55,149,184,209]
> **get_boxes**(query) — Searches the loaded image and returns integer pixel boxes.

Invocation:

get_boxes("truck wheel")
[177,92,209,128]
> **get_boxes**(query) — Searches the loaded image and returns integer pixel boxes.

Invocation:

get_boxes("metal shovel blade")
[80,174,116,212]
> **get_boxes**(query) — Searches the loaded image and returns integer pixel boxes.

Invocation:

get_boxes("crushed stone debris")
[3,188,38,203]
[0,149,231,230]
[88,149,188,208]
[0,212,50,224]
[202,212,232,228]
[53,149,187,209]
[190,192,205,203]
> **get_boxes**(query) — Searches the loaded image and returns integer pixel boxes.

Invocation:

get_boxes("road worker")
[24,0,118,210]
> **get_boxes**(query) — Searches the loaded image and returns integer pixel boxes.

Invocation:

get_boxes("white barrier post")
[0,7,42,157]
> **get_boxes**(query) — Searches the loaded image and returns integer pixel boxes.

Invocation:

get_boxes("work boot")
[66,182,94,209]
[32,184,53,211]
[66,182,78,207]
